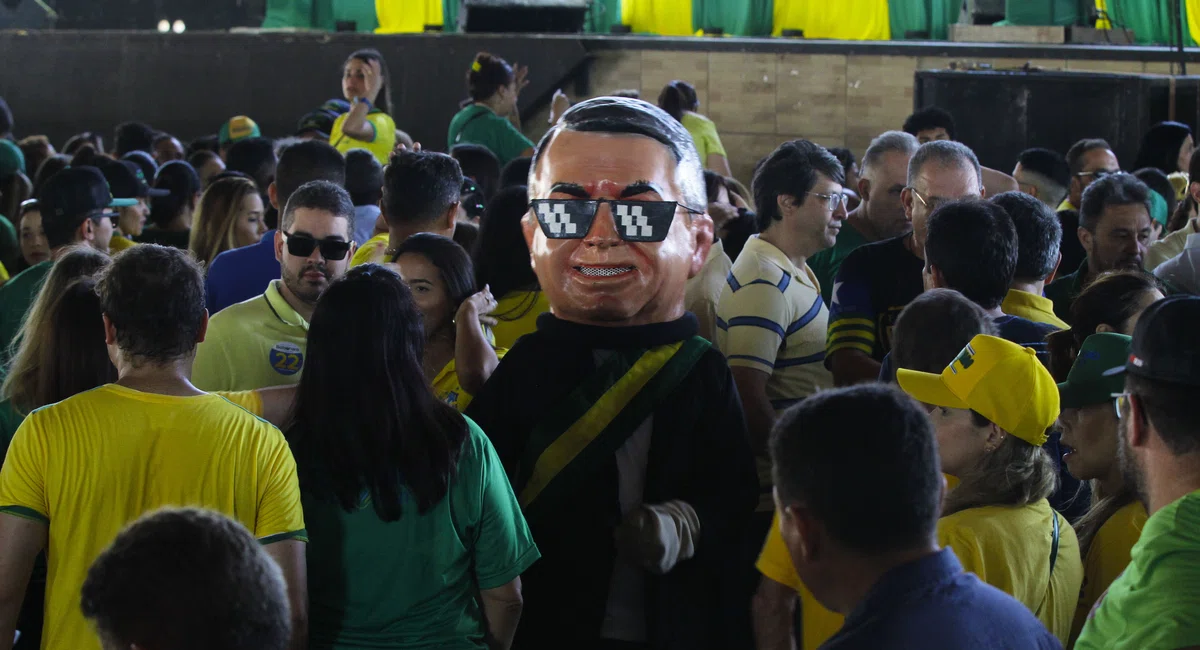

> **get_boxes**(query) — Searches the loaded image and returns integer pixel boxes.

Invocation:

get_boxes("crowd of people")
[0,46,1197,650]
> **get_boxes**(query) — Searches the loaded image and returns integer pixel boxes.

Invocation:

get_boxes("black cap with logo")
[1105,295,1200,387]
[100,160,170,201]
[38,167,136,227]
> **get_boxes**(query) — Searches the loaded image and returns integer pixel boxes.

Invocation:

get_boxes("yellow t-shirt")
[351,232,390,268]
[331,111,397,165]
[432,348,508,412]
[490,290,551,350]
[108,235,136,253]
[0,384,305,650]
[756,514,846,650]
[1071,500,1147,645]
[1002,289,1070,331]
[938,499,1083,645]
[757,496,1083,648]
[680,111,726,165]
[192,280,308,391]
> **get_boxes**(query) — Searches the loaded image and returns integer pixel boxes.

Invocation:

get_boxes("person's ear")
[79,218,95,243]
[268,182,279,211]
[103,313,118,346]
[688,213,715,280]
[1046,252,1063,284]
[983,424,1006,454]
[1077,225,1092,251]
[901,186,915,220]
[1070,176,1082,200]
[1127,393,1150,449]
[776,194,795,220]
[1190,180,1200,204]
[443,202,459,237]
[274,229,285,263]
[196,310,209,344]
[857,177,871,202]
[780,503,821,564]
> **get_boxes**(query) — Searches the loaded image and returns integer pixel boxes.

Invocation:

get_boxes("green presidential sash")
[517,336,711,523]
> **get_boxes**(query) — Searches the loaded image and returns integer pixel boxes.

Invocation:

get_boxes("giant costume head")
[524,97,714,327]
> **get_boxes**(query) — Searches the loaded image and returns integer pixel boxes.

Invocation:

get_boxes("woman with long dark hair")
[286,264,537,649]
[138,160,201,249]
[473,186,548,349]
[1046,270,1163,382]
[1055,332,1145,646]
[330,48,410,164]
[657,79,732,176]
[447,52,535,165]
[392,233,502,411]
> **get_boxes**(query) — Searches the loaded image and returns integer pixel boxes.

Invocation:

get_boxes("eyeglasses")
[282,231,352,261]
[806,191,847,212]
[529,199,704,243]
[907,187,954,213]
[1112,392,1131,420]
[1076,169,1120,180]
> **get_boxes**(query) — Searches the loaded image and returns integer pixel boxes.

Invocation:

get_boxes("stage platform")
[3,30,1199,180]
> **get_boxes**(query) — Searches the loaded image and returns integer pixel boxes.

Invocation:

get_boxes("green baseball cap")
[218,115,260,147]
[1057,333,1132,409]
[0,139,25,177]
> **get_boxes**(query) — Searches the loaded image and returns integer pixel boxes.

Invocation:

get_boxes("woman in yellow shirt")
[899,334,1083,646]
[392,233,502,411]
[330,49,411,164]
[1056,332,1148,646]
[472,185,550,349]
[657,80,732,177]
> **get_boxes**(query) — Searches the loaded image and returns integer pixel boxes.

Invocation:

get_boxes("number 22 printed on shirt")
[269,342,304,376]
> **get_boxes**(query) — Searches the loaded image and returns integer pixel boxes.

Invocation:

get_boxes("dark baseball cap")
[100,160,169,200]
[38,167,137,224]
[1105,295,1200,387]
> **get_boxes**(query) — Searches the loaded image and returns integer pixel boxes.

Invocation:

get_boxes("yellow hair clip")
[471,61,482,72]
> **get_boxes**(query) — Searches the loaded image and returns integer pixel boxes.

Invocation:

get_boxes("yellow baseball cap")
[896,335,1059,447]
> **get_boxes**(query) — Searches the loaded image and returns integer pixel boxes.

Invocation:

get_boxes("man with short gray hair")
[826,140,983,385]
[809,131,919,303]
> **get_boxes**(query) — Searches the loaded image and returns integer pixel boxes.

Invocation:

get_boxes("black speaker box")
[914,69,1200,169]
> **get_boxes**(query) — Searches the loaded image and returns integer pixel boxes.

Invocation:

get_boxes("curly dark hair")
[96,245,206,363]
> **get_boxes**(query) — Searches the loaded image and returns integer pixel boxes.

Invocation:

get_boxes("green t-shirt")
[1075,489,1200,649]
[447,105,534,166]
[302,416,540,649]
[0,260,52,369]
[1044,258,1089,325]
[807,220,869,304]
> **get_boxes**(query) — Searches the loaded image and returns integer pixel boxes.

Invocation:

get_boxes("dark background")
[915,69,1200,169]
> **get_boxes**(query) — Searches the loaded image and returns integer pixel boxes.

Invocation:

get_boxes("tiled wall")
[525,50,1183,184]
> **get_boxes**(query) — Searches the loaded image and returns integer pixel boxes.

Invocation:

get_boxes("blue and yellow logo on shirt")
[269,342,304,376]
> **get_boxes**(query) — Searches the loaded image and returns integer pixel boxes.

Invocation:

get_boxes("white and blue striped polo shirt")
[716,235,833,412]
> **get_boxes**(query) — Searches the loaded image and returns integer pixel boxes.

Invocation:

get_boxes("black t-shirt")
[827,234,925,362]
